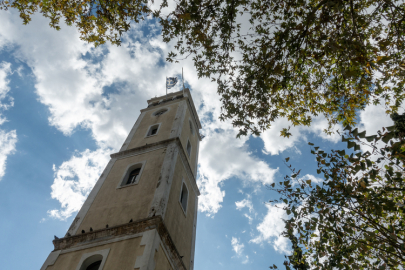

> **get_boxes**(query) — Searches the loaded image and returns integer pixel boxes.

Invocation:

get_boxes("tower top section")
[145,88,202,130]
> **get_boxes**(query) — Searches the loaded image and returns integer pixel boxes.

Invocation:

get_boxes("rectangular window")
[180,182,189,213]
[147,124,160,137]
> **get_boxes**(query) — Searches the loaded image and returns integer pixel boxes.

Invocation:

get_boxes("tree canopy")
[269,114,405,269]
[161,0,405,137]
[3,0,405,136]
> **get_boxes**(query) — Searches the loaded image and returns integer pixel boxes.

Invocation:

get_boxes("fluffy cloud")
[48,148,110,220]
[198,127,278,215]
[231,237,245,256]
[236,198,255,224]
[235,198,254,213]
[359,103,396,135]
[251,203,290,253]
[231,237,249,264]
[0,129,17,180]
[0,61,17,181]
[260,116,340,156]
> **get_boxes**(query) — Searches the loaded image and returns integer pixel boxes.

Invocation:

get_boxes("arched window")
[126,168,141,185]
[118,162,146,188]
[79,254,103,270]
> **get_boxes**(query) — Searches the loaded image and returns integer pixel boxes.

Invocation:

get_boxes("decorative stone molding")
[52,216,187,270]
[111,138,176,160]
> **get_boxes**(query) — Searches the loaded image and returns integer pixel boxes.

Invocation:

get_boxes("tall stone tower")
[41,89,201,270]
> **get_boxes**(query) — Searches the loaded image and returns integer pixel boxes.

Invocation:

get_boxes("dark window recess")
[151,127,158,135]
[126,168,141,185]
[86,260,102,270]
[154,109,167,116]
[186,141,192,157]
[180,183,189,212]
[147,124,160,136]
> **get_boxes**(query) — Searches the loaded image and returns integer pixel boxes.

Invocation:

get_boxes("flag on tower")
[166,77,178,89]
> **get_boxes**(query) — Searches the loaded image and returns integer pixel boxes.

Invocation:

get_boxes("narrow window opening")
[147,124,160,137]
[186,141,192,157]
[126,168,141,185]
[189,121,194,135]
[180,183,188,212]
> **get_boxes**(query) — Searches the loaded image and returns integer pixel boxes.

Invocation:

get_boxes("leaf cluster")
[269,120,405,269]
[160,0,405,137]
[0,0,153,46]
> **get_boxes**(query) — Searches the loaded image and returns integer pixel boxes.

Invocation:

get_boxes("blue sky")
[0,8,395,270]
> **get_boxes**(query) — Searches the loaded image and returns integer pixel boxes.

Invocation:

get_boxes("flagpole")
[166,76,167,95]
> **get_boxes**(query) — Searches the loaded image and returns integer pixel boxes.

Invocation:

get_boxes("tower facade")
[41,89,201,270]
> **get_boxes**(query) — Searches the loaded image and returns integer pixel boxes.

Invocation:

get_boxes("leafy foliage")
[0,0,153,46]
[160,0,405,137]
[269,119,405,269]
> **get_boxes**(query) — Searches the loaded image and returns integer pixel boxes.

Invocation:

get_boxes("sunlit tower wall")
[41,89,201,270]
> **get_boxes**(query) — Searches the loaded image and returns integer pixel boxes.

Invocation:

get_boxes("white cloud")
[198,128,278,215]
[0,129,17,180]
[260,116,340,156]
[231,237,250,264]
[231,237,245,256]
[236,198,255,224]
[359,103,397,135]
[48,148,110,220]
[299,174,323,185]
[244,214,254,224]
[0,61,17,181]
[0,61,13,121]
[251,203,290,253]
[236,198,254,213]
[242,255,249,264]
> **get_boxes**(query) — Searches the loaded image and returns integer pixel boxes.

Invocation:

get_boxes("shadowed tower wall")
[41,89,201,270]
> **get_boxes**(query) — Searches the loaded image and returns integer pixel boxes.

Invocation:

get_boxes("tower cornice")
[52,216,187,270]
[145,89,202,131]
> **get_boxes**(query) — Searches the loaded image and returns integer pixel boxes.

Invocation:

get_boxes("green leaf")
[338,150,346,156]
[347,141,356,149]
[365,135,376,142]
[382,132,394,143]
[358,130,366,138]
